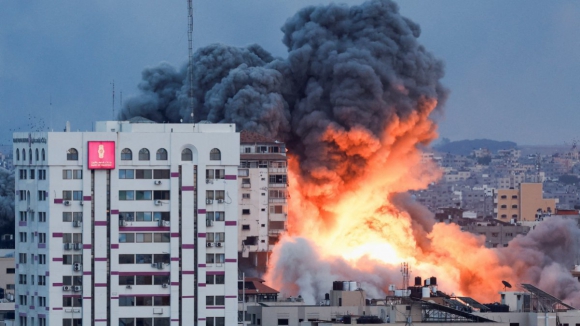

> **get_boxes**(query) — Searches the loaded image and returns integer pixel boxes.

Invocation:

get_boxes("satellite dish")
[502,280,512,289]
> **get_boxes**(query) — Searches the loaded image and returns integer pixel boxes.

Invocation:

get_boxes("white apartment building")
[237,131,287,275]
[13,120,240,326]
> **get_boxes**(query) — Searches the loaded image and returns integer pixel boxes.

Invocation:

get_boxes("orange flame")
[266,98,514,302]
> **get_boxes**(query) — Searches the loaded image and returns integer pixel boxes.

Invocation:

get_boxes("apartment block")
[495,183,557,222]
[14,120,239,326]
[237,131,287,275]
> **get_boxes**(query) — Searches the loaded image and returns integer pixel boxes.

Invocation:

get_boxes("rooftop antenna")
[49,94,53,131]
[400,262,410,290]
[110,80,115,120]
[187,0,194,123]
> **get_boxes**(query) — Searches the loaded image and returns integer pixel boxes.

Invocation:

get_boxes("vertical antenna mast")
[111,80,115,120]
[400,262,410,290]
[187,0,194,123]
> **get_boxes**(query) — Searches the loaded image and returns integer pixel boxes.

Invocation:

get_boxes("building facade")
[237,131,287,275]
[495,183,557,222]
[14,120,239,326]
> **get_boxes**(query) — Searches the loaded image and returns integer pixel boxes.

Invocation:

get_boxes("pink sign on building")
[88,141,115,169]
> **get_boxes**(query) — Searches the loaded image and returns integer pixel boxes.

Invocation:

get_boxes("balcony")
[268,198,287,203]
[269,167,287,173]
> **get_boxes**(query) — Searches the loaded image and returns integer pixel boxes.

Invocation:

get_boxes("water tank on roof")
[430,277,437,286]
[414,277,422,286]
[350,281,357,291]
[333,281,342,291]
[343,281,350,291]
[422,287,430,298]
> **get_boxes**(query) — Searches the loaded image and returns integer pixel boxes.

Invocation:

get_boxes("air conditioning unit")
[64,243,73,250]
[217,199,224,204]
[119,219,125,227]
[206,242,213,247]
[74,243,83,250]
[73,286,82,292]
[126,285,132,289]
[156,262,164,270]
[62,285,72,291]
[162,284,168,288]
[73,263,82,271]
[154,180,162,185]
[215,242,223,247]
[155,200,162,206]
[64,201,71,206]
[163,221,170,227]
[206,219,213,227]
[206,179,213,184]
[206,199,213,204]
[79,201,84,206]
[73,221,82,227]
[151,263,157,268]
[157,220,164,227]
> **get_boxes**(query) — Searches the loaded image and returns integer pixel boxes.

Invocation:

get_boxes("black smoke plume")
[120,0,447,183]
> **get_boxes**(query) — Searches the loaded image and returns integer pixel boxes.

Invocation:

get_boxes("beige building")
[495,183,557,222]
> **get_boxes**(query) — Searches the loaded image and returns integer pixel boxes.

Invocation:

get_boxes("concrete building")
[13,120,240,326]
[237,131,287,275]
[495,183,557,222]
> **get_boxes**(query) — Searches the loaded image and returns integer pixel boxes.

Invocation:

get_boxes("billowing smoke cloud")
[120,0,580,306]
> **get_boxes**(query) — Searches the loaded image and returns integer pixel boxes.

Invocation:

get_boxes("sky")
[1,0,579,149]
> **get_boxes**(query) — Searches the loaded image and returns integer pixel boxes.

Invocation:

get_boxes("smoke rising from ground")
[121,0,580,306]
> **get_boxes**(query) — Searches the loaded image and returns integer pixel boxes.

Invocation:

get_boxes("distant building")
[495,183,557,222]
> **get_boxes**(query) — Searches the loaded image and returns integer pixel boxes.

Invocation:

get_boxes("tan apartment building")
[495,183,557,222]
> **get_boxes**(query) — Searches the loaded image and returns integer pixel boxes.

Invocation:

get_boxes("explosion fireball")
[120,0,580,306]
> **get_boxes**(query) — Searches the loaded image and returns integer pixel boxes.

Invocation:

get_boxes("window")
[63,170,82,179]
[37,191,46,201]
[242,193,250,199]
[119,191,135,200]
[22,148,26,161]
[214,211,225,221]
[120,212,135,221]
[270,205,284,214]
[242,209,250,215]
[136,212,152,221]
[119,255,135,264]
[206,296,214,306]
[41,148,45,161]
[512,205,518,209]
[154,191,170,200]
[153,169,170,179]
[136,169,152,179]
[119,233,135,243]
[210,148,221,160]
[215,190,225,200]
[63,296,82,307]
[136,191,152,200]
[38,276,46,286]
[29,149,32,163]
[67,148,78,160]
[136,297,153,306]
[269,174,287,184]
[39,254,46,264]
[119,296,135,306]
[206,254,215,264]
[207,317,225,326]
[512,214,518,218]
[19,233,27,243]
[135,254,152,264]
[121,148,132,160]
[206,169,214,179]
[238,169,249,177]
[242,225,250,230]
[501,214,507,218]
[63,170,72,179]
[154,275,170,285]
[278,319,290,325]
[215,295,225,305]
[119,317,134,325]
[38,169,46,180]
[6,268,14,274]
[18,274,27,284]
[35,148,39,161]
[181,148,193,161]
[63,191,72,200]
[500,205,507,209]
[154,233,170,243]
[39,233,47,243]
[19,169,27,179]
[206,190,214,200]
[215,253,225,263]
[156,148,168,160]
[512,195,518,199]
[73,191,83,201]
[30,169,35,179]
[136,275,153,284]
[119,169,135,179]
[150,212,168,222]
[138,148,150,161]
[153,254,170,264]
[16,149,19,161]
[154,297,170,306]
[136,233,152,243]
